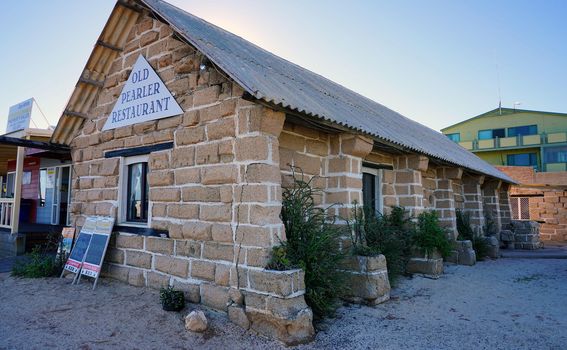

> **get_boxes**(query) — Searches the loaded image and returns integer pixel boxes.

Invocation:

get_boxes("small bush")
[347,204,413,285]
[12,247,63,278]
[456,210,489,261]
[413,211,452,258]
[269,169,345,318]
[159,286,185,311]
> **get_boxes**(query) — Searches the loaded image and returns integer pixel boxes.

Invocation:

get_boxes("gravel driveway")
[1,258,565,349]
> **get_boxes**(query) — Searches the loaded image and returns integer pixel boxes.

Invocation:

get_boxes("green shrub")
[413,211,452,258]
[456,209,489,261]
[159,286,185,311]
[347,204,413,285]
[268,169,345,318]
[12,247,63,278]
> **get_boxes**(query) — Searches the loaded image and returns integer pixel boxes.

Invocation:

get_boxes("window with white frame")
[362,166,382,216]
[120,155,149,225]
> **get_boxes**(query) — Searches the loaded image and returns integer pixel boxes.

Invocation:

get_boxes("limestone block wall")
[278,123,373,220]
[462,175,486,235]
[528,190,567,242]
[67,13,314,344]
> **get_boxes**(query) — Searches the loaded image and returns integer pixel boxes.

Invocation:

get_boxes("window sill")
[114,224,169,237]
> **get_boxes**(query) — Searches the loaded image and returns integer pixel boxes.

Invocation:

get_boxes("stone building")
[49,0,515,344]
[497,166,567,243]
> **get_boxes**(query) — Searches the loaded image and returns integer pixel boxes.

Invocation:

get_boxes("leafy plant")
[269,168,345,318]
[12,247,63,278]
[159,286,185,311]
[456,209,489,261]
[413,211,452,258]
[347,205,413,284]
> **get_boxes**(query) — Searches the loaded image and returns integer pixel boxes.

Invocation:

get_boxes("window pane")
[446,133,460,142]
[493,128,506,138]
[544,146,567,163]
[39,169,47,207]
[362,173,376,214]
[478,130,492,140]
[508,125,537,137]
[127,162,148,222]
[507,153,537,166]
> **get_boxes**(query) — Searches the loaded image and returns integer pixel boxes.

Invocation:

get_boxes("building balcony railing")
[458,132,567,151]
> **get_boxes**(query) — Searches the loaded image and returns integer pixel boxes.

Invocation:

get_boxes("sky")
[1,0,566,134]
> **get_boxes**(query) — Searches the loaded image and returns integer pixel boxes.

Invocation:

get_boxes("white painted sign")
[6,98,33,133]
[102,55,183,131]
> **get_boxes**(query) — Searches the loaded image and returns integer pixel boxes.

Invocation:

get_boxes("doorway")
[51,166,71,225]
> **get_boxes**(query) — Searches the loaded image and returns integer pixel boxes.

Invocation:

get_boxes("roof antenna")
[496,64,502,115]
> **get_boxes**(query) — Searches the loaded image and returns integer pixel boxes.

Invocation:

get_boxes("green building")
[441,108,567,172]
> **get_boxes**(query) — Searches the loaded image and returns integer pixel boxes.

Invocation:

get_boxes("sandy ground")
[1,258,566,350]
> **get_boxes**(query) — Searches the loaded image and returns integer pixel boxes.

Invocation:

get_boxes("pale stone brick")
[175,167,200,185]
[126,251,152,269]
[183,186,220,202]
[249,205,281,226]
[246,247,271,267]
[149,188,180,202]
[198,284,229,313]
[176,126,205,145]
[149,151,169,170]
[148,170,174,186]
[128,268,146,287]
[195,143,219,164]
[215,264,231,286]
[171,147,195,167]
[146,237,174,255]
[105,248,124,264]
[200,204,232,222]
[235,136,269,161]
[182,222,212,241]
[207,118,235,140]
[203,242,234,262]
[279,132,305,152]
[201,165,238,185]
[152,203,167,217]
[193,86,220,106]
[212,224,233,243]
[245,164,280,183]
[116,233,144,249]
[155,255,189,278]
[167,203,199,219]
[191,260,216,281]
[172,280,201,303]
[176,240,201,258]
[146,272,170,289]
[235,226,272,248]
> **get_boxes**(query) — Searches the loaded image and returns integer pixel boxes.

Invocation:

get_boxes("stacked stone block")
[482,179,502,234]
[510,220,542,250]
[462,175,486,236]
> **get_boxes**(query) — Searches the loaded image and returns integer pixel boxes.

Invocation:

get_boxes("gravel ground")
[1,258,566,350]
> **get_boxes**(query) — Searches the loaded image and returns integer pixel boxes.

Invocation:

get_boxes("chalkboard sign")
[63,231,92,274]
[81,234,110,278]
[80,216,115,289]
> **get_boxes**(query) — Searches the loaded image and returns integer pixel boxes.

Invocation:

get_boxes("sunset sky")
[1,0,566,133]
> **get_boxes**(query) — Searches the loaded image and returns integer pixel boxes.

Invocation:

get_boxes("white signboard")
[102,55,183,131]
[7,98,33,133]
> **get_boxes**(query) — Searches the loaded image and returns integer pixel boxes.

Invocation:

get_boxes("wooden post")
[11,146,25,234]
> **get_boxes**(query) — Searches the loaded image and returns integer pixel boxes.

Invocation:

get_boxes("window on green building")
[507,153,537,167]
[544,146,567,163]
[478,128,505,140]
[446,133,460,142]
[508,125,537,137]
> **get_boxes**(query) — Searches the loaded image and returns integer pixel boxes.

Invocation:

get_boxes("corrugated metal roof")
[140,0,513,182]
